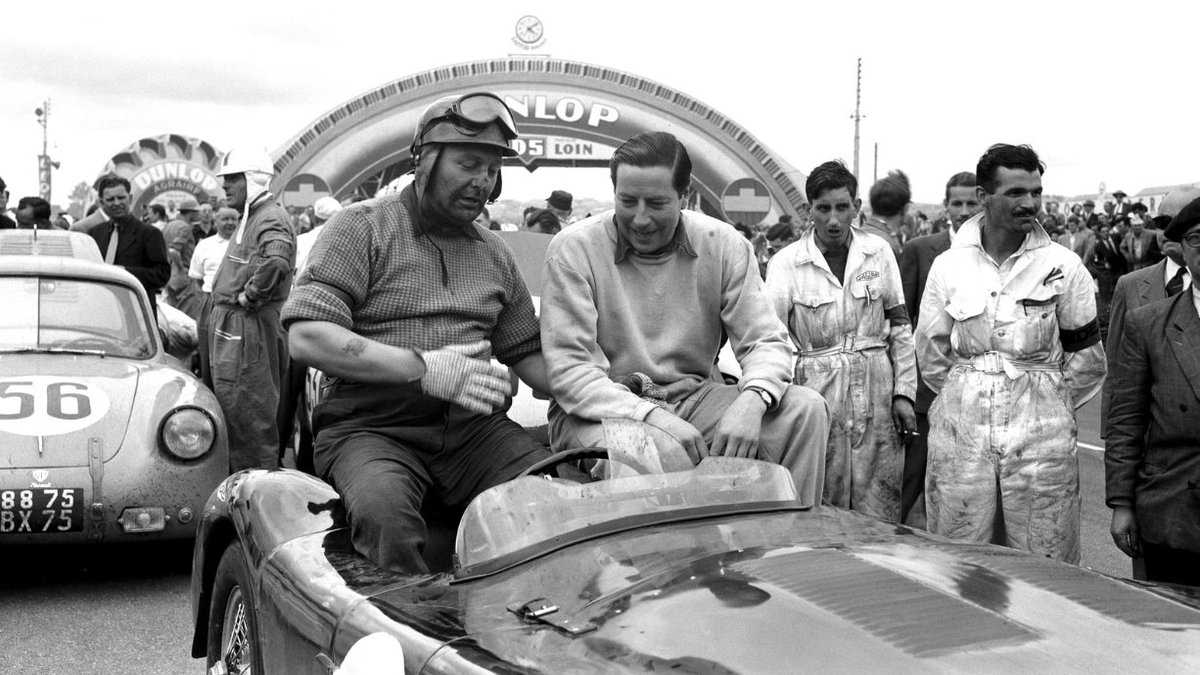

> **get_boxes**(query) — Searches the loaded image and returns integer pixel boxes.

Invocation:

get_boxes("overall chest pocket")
[1012,288,1059,356]
[945,294,989,354]
[850,280,885,329]
[791,295,839,346]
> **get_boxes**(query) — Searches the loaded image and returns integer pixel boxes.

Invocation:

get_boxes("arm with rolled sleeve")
[915,258,955,394]
[1058,258,1106,408]
[541,250,659,422]
[881,250,917,403]
[243,208,295,305]
[721,237,792,404]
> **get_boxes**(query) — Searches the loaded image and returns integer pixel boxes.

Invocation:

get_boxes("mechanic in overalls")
[209,148,296,472]
[766,160,917,521]
[915,144,1106,563]
[282,93,554,574]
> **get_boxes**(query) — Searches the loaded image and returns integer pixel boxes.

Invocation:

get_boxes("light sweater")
[542,209,793,422]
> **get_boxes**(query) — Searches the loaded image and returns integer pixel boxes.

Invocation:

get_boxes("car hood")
[0,355,140,467]
[363,509,1200,673]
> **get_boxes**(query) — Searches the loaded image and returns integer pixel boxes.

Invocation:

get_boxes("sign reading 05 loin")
[269,58,808,227]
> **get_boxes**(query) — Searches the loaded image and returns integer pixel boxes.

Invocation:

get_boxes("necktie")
[104,223,119,264]
[1167,266,1186,297]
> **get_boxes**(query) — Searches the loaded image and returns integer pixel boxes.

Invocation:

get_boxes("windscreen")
[0,276,154,359]
[456,457,798,573]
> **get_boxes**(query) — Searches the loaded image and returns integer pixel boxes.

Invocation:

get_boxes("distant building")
[1065,183,1200,218]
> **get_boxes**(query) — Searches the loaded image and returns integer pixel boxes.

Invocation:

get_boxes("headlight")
[160,407,216,460]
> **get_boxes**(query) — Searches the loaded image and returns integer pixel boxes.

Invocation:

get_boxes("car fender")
[190,469,343,658]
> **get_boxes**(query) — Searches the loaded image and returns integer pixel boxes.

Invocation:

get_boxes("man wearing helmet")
[210,147,296,473]
[283,92,553,574]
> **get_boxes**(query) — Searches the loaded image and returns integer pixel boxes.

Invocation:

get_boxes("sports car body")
[0,229,228,542]
[191,449,1200,674]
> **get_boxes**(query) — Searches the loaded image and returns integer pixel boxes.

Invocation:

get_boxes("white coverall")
[915,215,1106,563]
[767,228,917,521]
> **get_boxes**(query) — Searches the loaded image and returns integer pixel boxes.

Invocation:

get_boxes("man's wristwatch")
[745,386,773,409]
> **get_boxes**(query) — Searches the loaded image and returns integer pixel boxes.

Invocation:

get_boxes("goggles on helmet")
[424,93,518,140]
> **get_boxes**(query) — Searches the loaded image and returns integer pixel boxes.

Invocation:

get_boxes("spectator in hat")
[1111,190,1131,219]
[1120,214,1157,272]
[1106,194,1200,586]
[14,197,53,230]
[547,189,573,227]
[295,196,342,275]
[1082,199,1100,228]
[0,176,14,229]
[163,197,205,318]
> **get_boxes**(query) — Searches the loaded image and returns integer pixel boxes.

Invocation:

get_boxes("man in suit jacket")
[85,175,170,304]
[1056,215,1096,263]
[1120,215,1158,271]
[897,171,980,526]
[1081,199,1100,229]
[1103,187,1200,426]
[1106,196,1200,586]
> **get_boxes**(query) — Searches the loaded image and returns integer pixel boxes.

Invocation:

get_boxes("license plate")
[0,488,84,533]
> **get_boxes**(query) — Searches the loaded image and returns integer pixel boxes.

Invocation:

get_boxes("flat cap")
[1164,195,1200,242]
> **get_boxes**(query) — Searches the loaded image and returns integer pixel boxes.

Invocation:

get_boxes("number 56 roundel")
[0,377,111,436]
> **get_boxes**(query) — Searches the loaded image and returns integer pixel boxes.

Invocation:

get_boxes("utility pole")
[35,99,59,203]
[873,142,879,184]
[850,58,865,184]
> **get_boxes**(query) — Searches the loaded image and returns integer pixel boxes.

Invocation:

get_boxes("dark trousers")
[901,412,930,523]
[313,381,550,574]
[1143,542,1200,587]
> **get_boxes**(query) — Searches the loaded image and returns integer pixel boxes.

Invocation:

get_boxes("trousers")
[550,381,829,508]
[314,381,550,574]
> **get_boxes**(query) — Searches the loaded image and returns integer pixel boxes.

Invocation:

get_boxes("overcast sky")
[2,0,1196,208]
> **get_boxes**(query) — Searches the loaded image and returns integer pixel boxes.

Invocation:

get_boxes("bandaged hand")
[418,341,510,414]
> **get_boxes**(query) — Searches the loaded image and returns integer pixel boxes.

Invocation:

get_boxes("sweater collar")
[612,212,698,263]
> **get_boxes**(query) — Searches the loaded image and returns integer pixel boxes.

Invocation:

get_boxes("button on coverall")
[916,215,1105,563]
[767,229,917,521]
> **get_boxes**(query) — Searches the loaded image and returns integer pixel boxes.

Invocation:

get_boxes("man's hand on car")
[709,391,765,459]
[419,340,510,414]
[645,407,707,464]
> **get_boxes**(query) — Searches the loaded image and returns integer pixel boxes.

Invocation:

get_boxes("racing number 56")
[0,381,91,420]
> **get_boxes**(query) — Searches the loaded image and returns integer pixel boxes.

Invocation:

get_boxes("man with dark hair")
[764,221,795,258]
[523,207,561,235]
[1057,214,1096,263]
[897,170,980,525]
[542,131,828,503]
[862,170,911,259]
[285,92,552,574]
[766,159,916,521]
[0,176,14,229]
[915,143,1105,563]
[84,175,171,304]
[15,196,53,229]
[1106,196,1200,586]
[144,203,168,230]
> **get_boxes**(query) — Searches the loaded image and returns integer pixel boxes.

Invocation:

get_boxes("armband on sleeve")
[885,304,911,327]
[1060,319,1100,352]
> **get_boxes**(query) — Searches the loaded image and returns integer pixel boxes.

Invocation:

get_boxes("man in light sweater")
[541,132,829,504]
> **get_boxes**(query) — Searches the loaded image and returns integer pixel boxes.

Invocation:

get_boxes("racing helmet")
[216,147,276,177]
[410,93,520,203]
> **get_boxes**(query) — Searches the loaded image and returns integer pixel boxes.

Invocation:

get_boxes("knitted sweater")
[542,209,793,422]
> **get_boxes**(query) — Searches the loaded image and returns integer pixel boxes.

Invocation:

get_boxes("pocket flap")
[795,295,837,310]
[945,294,986,321]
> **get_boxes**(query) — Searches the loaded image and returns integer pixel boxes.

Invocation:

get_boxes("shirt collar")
[612,212,698,263]
[952,212,1053,254]
[402,184,484,242]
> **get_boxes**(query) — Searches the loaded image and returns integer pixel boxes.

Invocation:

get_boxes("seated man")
[541,131,829,505]
[284,93,552,574]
